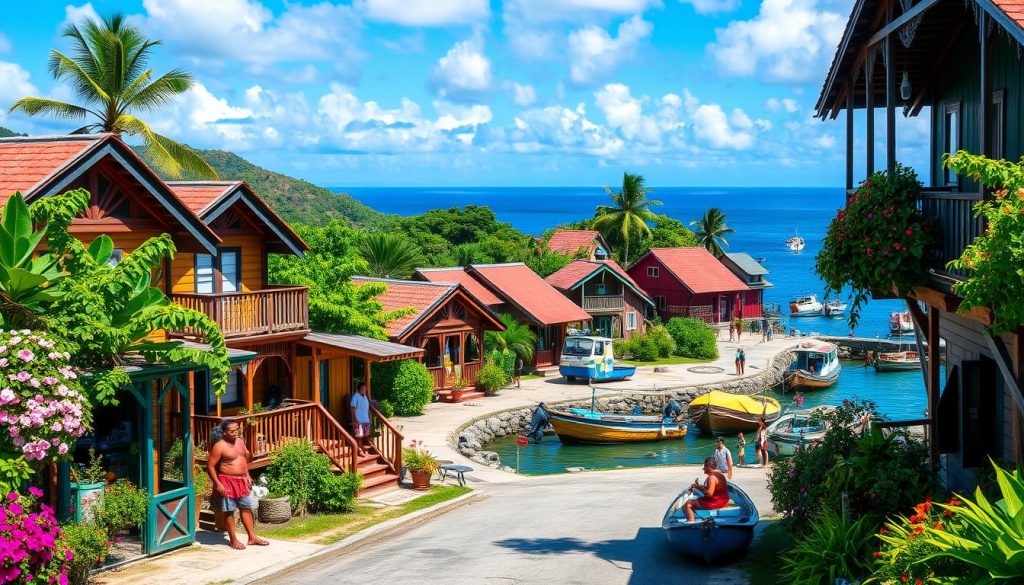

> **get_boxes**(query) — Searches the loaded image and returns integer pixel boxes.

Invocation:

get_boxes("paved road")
[262,465,771,585]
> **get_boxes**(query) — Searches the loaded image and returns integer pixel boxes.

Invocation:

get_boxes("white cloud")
[0,62,38,110]
[503,0,658,59]
[431,36,493,101]
[678,0,740,14]
[506,103,625,156]
[706,0,844,84]
[61,3,102,29]
[508,83,538,107]
[358,0,489,26]
[766,97,800,113]
[141,0,363,66]
[594,83,660,144]
[691,104,753,149]
[568,15,652,85]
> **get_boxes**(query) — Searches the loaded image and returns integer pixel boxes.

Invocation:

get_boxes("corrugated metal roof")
[723,252,769,276]
[470,263,592,325]
[639,248,749,294]
[302,332,423,361]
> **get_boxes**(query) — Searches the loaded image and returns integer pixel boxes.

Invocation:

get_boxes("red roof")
[639,248,749,294]
[415,268,503,306]
[545,260,601,291]
[353,277,455,338]
[546,229,603,255]
[0,136,101,201]
[470,263,592,325]
[166,182,237,213]
[991,0,1024,25]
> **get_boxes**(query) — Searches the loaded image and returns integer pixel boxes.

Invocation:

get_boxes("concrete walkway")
[394,336,804,484]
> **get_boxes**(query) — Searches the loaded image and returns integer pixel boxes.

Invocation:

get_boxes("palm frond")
[120,69,194,113]
[8,98,94,121]
[118,115,217,179]
[358,232,424,279]
[47,50,110,106]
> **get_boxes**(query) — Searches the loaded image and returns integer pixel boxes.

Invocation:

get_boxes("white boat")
[783,341,841,391]
[874,350,921,372]
[823,299,848,317]
[789,294,823,316]
[767,406,835,457]
[785,234,806,252]
[889,311,914,336]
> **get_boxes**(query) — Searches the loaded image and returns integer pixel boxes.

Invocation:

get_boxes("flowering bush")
[403,439,439,474]
[0,488,72,585]
[59,522,109,585]
[816,165,937,328]
[869,497,974,584]
[0,330,89,462]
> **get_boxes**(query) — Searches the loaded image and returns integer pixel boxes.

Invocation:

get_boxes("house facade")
[546,259,654,339]
[545,229,611,260]
[627,247,756,323]
[815,0,1024,487]
[352,277,505,402]
[719,252,774,318]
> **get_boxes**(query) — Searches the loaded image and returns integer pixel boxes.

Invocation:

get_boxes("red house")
[545,259,654,339]
[627,248,756,323]
[546,229,611,260]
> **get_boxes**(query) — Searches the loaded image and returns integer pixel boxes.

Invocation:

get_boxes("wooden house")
[815,0,1024,486]
[545,259,654,338]
[352,277,505,402]
[545,229,611,260]
[627,248,756,323]
[415,263,593,370]
[719,252,773,317]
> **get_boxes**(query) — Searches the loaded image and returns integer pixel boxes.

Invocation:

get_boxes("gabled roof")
[352,276,505,341]
[0,134,219,253]
[415,267,503,305]
[722,252,769,276]
[546,259,654,307]
[632,248,749,294]
[546,229,610,256]
[469,263,593,325]
[168,181,308,257]
[302,332,423,362]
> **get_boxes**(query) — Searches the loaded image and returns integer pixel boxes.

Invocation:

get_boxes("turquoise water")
[488,360,938,475]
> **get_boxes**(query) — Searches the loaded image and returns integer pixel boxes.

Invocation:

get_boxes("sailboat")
[785,226,805,252]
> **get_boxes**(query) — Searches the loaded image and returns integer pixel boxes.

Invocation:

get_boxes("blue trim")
[559,365,593,378]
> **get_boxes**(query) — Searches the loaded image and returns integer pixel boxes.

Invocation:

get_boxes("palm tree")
[485,313,537,363]
[358,232,424,279]
[593,172,662,265]
[9,14,216,179]
[690,207,735,257]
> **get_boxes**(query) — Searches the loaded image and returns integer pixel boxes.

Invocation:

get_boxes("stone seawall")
[453,348,795,471]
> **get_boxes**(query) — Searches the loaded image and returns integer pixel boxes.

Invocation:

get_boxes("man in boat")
[207,419,269,550]
[683,457,731,522]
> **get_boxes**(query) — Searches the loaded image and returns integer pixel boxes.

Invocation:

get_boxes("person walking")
[737,347,746,375]
[734,316,742,341]
[760,317,769,343]
[514,357,524,388]
[713,437,734,479]
[207,419,269,550]
[734,347,742,375]
[350,383,372,457]
[756,417,769,467]
[728,320,735,342]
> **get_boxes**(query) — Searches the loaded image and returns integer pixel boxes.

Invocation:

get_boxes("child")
[736,432,746,466]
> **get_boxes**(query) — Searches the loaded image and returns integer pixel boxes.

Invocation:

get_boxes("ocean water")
[340,186,909,339]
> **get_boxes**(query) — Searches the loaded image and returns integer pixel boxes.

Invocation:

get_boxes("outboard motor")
[526,403,550,442]
[663,399,683,421]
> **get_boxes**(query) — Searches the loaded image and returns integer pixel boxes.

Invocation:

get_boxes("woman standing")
[737,348,746,375]
[756,416,769,467]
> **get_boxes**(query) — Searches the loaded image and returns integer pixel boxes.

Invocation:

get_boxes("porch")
[171,285,310,341]
[421,331,485,402]
[581,280,624,312]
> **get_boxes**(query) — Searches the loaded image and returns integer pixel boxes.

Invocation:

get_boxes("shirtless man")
[206,419,269,550]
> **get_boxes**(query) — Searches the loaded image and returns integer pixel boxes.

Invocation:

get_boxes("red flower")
[913,525,924,535]
[949,498,961,506]
[901,245,907,252]
[905,228,913,236]
[934,521,944,530]
[901,575,908,583]
[879,526,888,534]
[873,551,883,557]
[916,580,923,585]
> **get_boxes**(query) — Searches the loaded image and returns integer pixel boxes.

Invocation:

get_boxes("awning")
[301,332,423,362]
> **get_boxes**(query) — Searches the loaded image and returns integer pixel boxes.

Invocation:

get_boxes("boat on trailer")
[544,388,687,444]
[686,391,781,434]
[783,341,841,391]
[662,483,759,564]
[874,350,921,372]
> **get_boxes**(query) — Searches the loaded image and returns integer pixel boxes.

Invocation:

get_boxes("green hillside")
[0,126,25,138]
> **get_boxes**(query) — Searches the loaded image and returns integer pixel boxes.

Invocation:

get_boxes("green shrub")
[370,359,435,416]
[376,399,395,418]
[61,522,110,585]
[477,357,509,395]
[781,510,877,585]
[631,335,659,361]
[870,497,975,584]
[96,479,149,534]
[665,317,718,359]
[266,440,360,514]
[647,325,674,357]
[612,337,634,359]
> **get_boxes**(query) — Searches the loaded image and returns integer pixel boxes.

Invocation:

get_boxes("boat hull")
[662,484,759,564]
[687,396,781,434]
[783,368,839,391]
[547,409,687,444]
[873,360,920,372]
[768,433,822,457]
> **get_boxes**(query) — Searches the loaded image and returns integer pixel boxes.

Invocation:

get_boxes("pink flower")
[867,212,874,219]
[17,349,33,362]
[905,228,913,236]
[28,486,43,498]
[15,371,30,382]
[57,443,68,456]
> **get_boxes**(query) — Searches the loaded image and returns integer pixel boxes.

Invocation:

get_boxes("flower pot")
[258,496,292,524]
[71,481,105,523]
[410,469,432,490]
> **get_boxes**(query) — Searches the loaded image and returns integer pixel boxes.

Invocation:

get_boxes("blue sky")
[0,0,930,187]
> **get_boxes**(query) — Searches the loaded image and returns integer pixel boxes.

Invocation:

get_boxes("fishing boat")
[544,388,687,444]
[785,228,805,252]
[686,391,781,434]
[874,350,921,372]
[766,406,834,457]
[889,311,914,336]
[789,294,823,316]
[822,299,848,317]
[662,483,759,564]
[783,341,841,391]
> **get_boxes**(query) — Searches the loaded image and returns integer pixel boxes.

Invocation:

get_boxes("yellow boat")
[546,406,688,443]
[687,391,781,434]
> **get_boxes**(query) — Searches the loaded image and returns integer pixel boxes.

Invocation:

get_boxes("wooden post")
[927,308,941,466]
[865,51,875,176]
[289,342,298,399]
[244,365,254,411]
[885,5,897,176]
[846,78,855,191]
[312,348,321,405]
[979,11,990,164]
[364,358,372,398]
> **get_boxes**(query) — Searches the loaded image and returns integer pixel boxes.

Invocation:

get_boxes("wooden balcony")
[665,304,716,324]
[917,188,984,281]
[582,294,624,312]
[427,361,482,390]
[172,285,309,341]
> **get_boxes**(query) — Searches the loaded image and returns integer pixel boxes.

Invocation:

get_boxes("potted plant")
[71,448,107,523]
[402,440,438,491]
[96,479,149,536]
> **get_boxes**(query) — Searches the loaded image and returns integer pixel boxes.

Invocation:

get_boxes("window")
[465,333,481,363]
[656,296,666,310]
[208,369,241,408]
[943,103,960,186]
[992,90,1005,160]
[423,338,442,368]
[647,266,660,278]
[562,337,594,356]
[195,254,215,294]
[594,341,605,355]
[194,248,241,294]
[626,312,637,331]
[219,249,240,293]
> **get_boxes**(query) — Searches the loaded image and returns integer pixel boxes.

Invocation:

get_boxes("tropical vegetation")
[369,359,435,416]
[10,14,215,179]
[593,173,662,265]
[664,317,719,360]
[780,510,877,585]
[95,479,149,535]
[690,207,735,257]
[484,314,537,364]
[1,487,73,585]
[358,232,424,279]
[403,439,439,474]
[613,326,673,361]
[61,521,109,585]
[477,356,510,395]
[265,440,361,515]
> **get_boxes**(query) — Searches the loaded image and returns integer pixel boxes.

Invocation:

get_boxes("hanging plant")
[944,151,1024,334]
[816,164,937,328]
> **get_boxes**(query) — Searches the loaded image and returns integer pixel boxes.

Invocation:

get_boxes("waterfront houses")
[627,247,756,324]
[815,0,1024,487]
[545,259,655,339]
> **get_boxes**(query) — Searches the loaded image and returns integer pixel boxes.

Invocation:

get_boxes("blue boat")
[662,483,759,564]
[558,335,636,382]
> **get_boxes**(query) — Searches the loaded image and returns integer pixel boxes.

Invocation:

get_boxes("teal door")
[594,316,613,337]
[319,360,330,409]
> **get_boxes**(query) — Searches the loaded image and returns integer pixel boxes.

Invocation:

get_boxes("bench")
[439,464,473,487]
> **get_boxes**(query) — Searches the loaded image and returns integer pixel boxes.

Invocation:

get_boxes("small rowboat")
[874,350,920,372]
[686,391,781,434]
[783,341,841,391]
[544,388,687,444]
[662,483,759,564]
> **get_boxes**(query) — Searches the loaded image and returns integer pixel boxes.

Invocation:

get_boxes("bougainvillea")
[869,497,974,584]
[0,330,89,462]
[0,488,72,585]
[816,164,937,329]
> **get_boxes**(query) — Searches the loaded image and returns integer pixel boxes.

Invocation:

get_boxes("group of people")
[681,418,771,522]
[728,317,776,343]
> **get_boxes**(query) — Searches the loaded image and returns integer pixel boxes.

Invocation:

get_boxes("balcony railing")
[917,188,983,281]
[582,294,624,311]
[172,285,309,340]
[665,304,716,324]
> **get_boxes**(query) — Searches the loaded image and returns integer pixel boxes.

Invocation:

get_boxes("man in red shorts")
[207,419,269,550]
[683,457,731,522]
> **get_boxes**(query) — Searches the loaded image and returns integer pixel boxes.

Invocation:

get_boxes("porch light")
[900,71,912,101]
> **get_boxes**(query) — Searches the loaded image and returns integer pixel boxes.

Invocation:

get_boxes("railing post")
[267,291,276,334]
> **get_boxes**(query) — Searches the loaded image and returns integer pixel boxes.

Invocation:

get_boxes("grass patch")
[621,355,710,366]
[257,485,471,544]
[742,519,792,585]
[519,373,544,381]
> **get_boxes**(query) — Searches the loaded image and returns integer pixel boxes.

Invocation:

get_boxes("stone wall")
[453,348,795,470]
